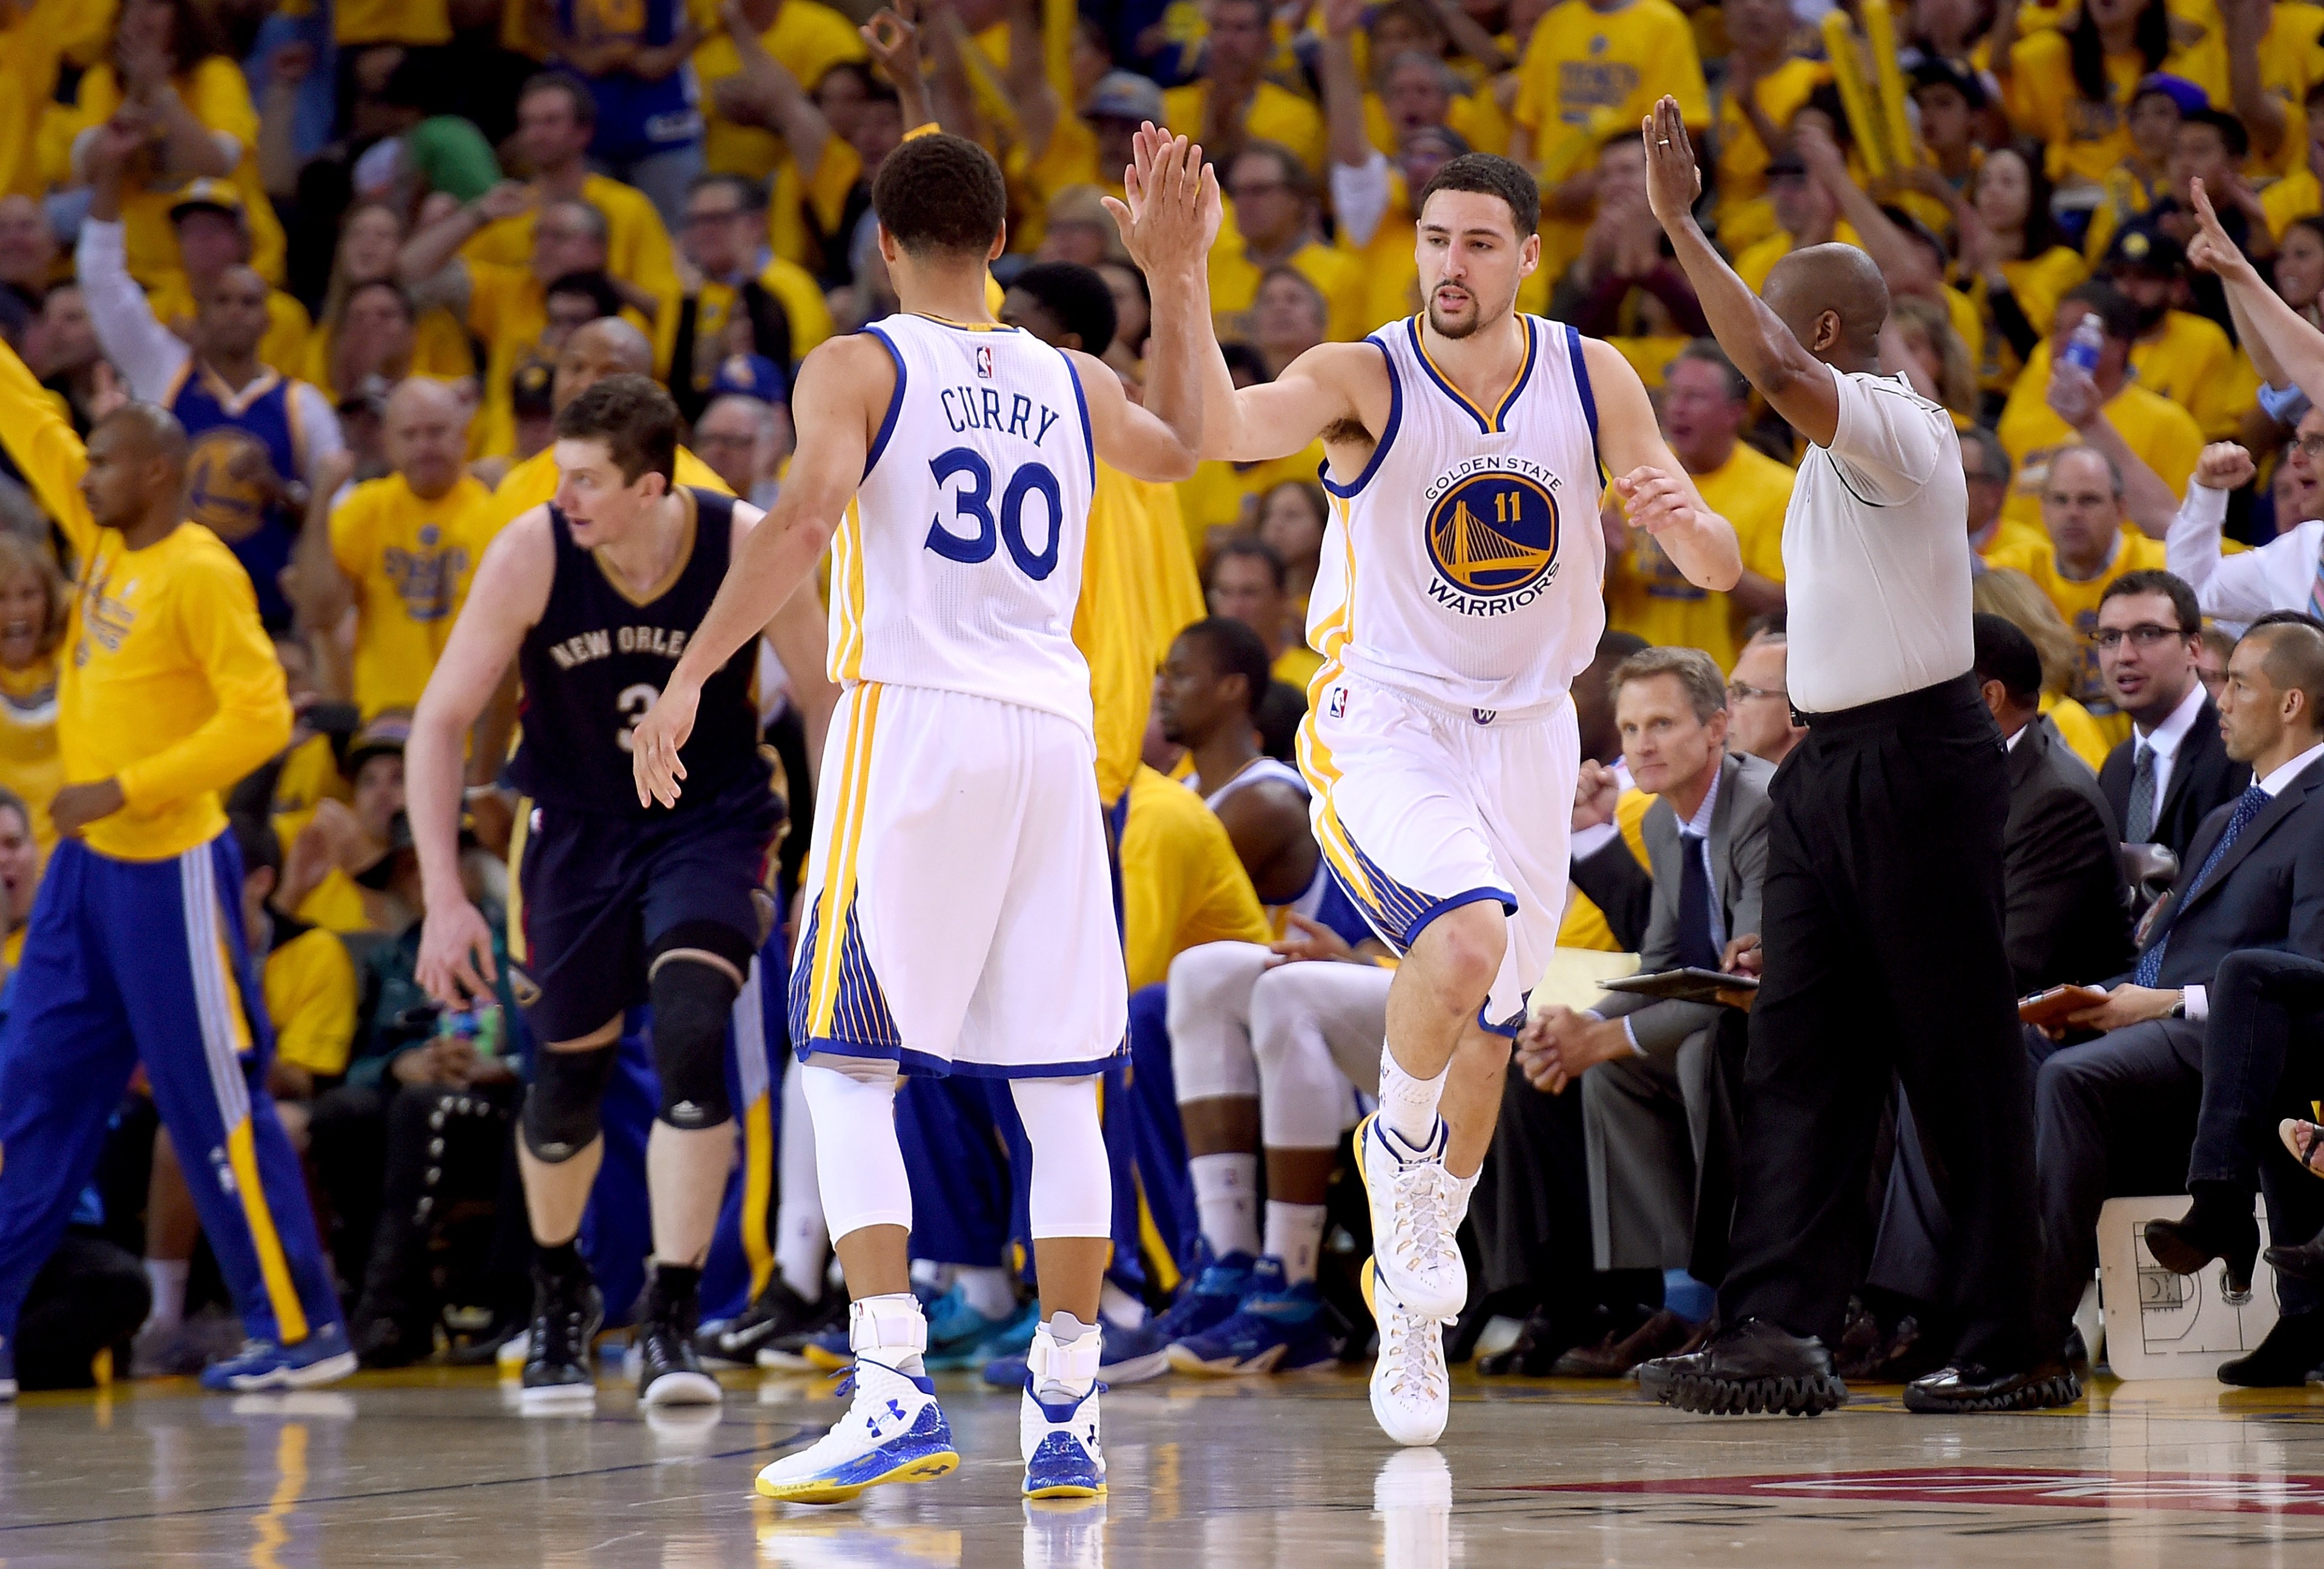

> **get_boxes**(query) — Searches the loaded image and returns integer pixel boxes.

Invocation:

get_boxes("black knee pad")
[521,1042,619,1162]
[648,947,742,1130]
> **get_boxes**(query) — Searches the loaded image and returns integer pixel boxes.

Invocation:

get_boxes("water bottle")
[2062,312,2105,374]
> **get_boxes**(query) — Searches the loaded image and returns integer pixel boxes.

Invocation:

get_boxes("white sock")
[1189,1152,1261,1258]
[143,1258,189,1332]
[955,1263,1017,1320]
[1377,1045,1448,1151]
[1099,1278,1146,1329]
[1264,1200,1329,1285]
[1448,1166,1480,1225]
[849,1291,927,1377]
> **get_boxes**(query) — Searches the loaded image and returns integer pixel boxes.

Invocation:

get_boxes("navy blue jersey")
[509,487,768,816]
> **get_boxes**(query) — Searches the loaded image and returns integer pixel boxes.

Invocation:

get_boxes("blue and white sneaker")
[754,1354,960,1504]
[1,1334,15,1401]
[1165,1260,1337,1376]
[199,1321,358,1393]
[1355,1113,1466,1322]
[1019,1322,1105,1499]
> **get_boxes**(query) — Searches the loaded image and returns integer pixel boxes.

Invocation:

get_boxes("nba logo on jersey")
[976,345,994,379]
[1328,686,1347,719]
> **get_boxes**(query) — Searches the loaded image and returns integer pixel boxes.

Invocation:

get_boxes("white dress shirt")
[1783,370,1975,712]
[2165,481,2324,633]
[2176,737,2324,1022]
[2131,677,2208,817]
[74,218,343,479]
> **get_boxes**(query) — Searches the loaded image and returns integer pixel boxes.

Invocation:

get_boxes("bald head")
[81,402,189,534]
[553,317,654,412]
[97,402,190,471]
[384,377,472,499]
[1762,243,1889,371]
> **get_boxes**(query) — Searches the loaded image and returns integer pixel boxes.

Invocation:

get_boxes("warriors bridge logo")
[1423,457,1561,613]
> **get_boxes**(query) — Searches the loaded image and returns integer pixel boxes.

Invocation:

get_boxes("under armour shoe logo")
[887,1398,907,1422]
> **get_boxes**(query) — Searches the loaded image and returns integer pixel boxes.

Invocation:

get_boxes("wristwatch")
[2168,992,2188,1019]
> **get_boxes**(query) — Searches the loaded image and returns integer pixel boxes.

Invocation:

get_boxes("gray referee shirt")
[1782,369,1975,714]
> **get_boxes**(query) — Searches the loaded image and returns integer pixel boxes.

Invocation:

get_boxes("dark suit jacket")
[2099,692,2245,862]
[2119,750,2324,990]
[2007,716,2133,993]
[1592,752,1774,1058]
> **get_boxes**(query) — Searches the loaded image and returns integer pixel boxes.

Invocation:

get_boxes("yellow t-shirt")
[1967,246,2088,395]
[285,0,453,45]
[1208,232,1371,346]
[148,278,312,380]
[479,441,733,539]
[2266,169,2322,239]
[2041,691,2115,772]
[1175,444,1328,556]
[300,306,476,403]
[49,58,285,287]
[1273,643,1323,690]
[1121,762,1273,991]
[1513,0,1709,149]
[463,172,682,366]
[1360,88,1511,161]
[695,0,868,179]
[1696,435,1797,595]
[1978,517,2053,561]
[1557,786,1654,952]
[0,0,82,199]
[1160,81,1326,172]
[1994,371,2204,530]
[2003,27,2222,186]
[0,657,59,854]
[2129,311,2250,440]
[264,921,358,1076]
[330,472,495,719]
[0,343,289,862]
[1987,531,2169,706]
[1607,441,1794,671]
[1711,58,1828,254]
[1075,463,1170,807]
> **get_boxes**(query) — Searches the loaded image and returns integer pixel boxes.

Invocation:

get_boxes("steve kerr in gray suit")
[1521,646,1773,1367]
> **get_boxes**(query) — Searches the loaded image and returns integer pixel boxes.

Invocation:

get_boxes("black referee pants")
[1717,673,2044,1370]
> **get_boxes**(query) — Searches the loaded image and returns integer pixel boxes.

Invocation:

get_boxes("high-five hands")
[1102,125,1222,275]
[1640,96,1702,230]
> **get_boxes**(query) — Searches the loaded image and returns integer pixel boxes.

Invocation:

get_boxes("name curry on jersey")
[1420,454,1565,617]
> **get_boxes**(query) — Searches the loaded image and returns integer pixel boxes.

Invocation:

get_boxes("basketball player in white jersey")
[1176,134,1744,1444]
[630,132,1215,1504]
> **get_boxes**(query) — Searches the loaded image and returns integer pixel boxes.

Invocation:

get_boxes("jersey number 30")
[924,448,1062,580]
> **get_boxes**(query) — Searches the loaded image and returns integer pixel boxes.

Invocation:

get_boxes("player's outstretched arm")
[1641,97,1842,449]
[410,515,555,1006]
[1099,128,1213,475]
[634,335,883,807]
[1585,336,1741,592]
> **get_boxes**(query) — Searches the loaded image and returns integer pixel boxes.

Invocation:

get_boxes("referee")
[1631,99,2078,1416]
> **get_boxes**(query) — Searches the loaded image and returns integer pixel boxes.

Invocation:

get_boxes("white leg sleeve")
[800,1057,911,1242]
[1007,1074,1113,1238]
[1167,941,1272,1104]
[1250,961,1394,1150]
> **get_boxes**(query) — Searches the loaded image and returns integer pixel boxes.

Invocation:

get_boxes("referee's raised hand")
[631,680,699,809]
[1641,96,1701,231]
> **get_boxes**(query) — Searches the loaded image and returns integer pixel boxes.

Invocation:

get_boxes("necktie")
[1675,829,1719,972]
[2125,740,2158,843]
[2134,783,2269,987]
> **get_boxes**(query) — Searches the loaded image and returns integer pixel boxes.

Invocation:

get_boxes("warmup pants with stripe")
[0,834,339,1347]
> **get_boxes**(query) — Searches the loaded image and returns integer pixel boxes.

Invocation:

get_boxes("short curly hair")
[872,134,1007,258]
[554,373,679,485]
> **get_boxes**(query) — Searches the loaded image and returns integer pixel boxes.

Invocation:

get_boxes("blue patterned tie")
[2133,783,2269,987]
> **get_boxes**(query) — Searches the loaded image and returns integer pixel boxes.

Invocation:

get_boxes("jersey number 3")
[614,682,658,752]
[924,448,1062,580]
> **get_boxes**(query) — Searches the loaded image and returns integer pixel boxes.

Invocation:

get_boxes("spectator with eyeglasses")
[2095,569,2247,858]
[2168,432,2324,631]
[1724,627,1804,767]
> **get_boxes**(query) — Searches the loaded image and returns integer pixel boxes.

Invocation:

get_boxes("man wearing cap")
[2099,217,2246,438]
[2085,73,2207,266]
[75,122,345,633]
[1906,59,1988,189]
[277,708,412,936]
[693,380,791,510]
[288,379,493,720]
[148,181,311,378]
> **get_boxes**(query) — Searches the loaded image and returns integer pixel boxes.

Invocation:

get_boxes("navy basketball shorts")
[513,776,783,1044]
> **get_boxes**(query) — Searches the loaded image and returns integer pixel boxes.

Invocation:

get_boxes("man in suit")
[1519,648,1773,1375]
[2035,617,2324,1384]
[2096,571,2245,860]
[1978,615,2136,993]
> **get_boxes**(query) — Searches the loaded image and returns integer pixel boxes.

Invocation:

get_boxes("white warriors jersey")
[1308,314,1608,713]
[829,312,1099,732]
[1188,756,1330,921]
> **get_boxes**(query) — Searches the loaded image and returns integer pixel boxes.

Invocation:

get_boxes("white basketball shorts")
[787,681,1128,1077]
[1298,668,1578,1034]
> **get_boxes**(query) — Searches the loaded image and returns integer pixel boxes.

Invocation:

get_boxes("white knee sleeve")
[1250,961,1395,1148]
[800,1058,911,1242]
[1168,941,1272,1104]
[1008,1074,1112,1238]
